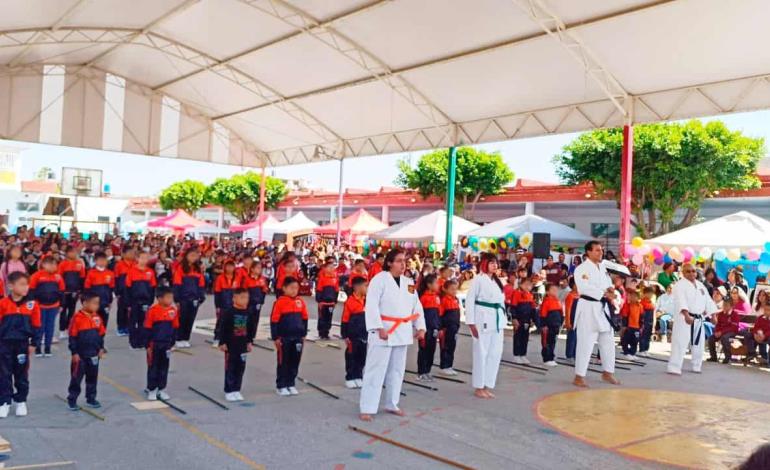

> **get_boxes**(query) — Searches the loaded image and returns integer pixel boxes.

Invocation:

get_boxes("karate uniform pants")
[360,343,406,414]
[67,355,98,402]
[574,302,616,377]
[116,295,129,331]
[60,293,78,332]
[275,338,303,389]
[225,342,248,393]
[129,303,150,348]
[344,337,367,381]
[0,341,29,405]
[471,328,504,389]
[639,311,654,353]
[439,323,459,369]
[417,329,438,375]
[178,300,200,341]
[512,315,531,357]
[317,304,334,339]
[668,316,704,374]
[146,342,171,391]
[540,312,562,362]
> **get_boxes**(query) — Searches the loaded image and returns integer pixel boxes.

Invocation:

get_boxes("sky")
[3,109,770,197]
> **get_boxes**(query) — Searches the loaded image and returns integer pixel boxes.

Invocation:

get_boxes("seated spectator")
[708,298,742,363]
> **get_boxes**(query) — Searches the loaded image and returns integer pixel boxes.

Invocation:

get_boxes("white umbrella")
[466,214,591,245]
[646,211,770,249]
[370,210,480,244]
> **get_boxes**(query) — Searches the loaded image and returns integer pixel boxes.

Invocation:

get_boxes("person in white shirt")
[655,284,676,341]
[667,264,718,375]
[359,249,426,421]
[572,241,620,387]
[466,252,506,399]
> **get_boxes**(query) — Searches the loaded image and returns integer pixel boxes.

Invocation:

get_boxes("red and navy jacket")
[58,258,86,293]
[341,294,366,339]
[173,268,206,303]
[84,268,115,308]
[368,262,383,280]
[144,304,179,346]
[440,294,461,327]
[114,259,136,296]
[512,289,536,322]
[214,273,241,310]
[315,271,339,304]
[68,310,105,357]
[241,275,268,308]
[270,295,308,339]
[126,266,157,306]
[0,296,41,344]
[29,270,65,308]
[540,295,563,319]
[714,309,740,335]
[218,305,257,347]
[754,315,770,337]
[348,270,368,287]
[420,291,442,330]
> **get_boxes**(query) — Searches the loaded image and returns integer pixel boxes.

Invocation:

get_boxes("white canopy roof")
[646,211,770,249]
[370,209,479,244]
[274,211,318,234]
[2,0,770,168]
[466,213,591,245]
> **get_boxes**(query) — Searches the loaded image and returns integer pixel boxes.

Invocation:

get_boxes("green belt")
[475,300,505,332]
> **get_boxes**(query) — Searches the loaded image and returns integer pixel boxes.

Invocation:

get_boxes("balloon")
[727,248,741,262]
[761,252,770,265]
[488,239,497,252]
[668,247,681,258]
[699,247,713,260]
[631,237,644,248]
[632,253,644,265]
[428,243,436,253]
[460,237,469,248]
[764,241,770,252]
[638,244,651,256]
[624,244,637,256]
[498,238,508,250]
[714,248,727,261]
[505,233,517,246]
[672,252,684,263]
[471,241,479,250]
[663,254,672,264]
[520,232,533,249]
[651,246,664,258]
[479,239,488,251]
[747,248,761,261]
[760,263,770,273]
[653,256,664,266]
[682,247,694,263]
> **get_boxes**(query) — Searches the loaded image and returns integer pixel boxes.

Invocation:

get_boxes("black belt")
[690,314,704,346]
[580,295,600,302]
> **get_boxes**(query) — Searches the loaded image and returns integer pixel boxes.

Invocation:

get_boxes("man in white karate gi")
[667,263,717,375]
[573,240,620,387]
[359,249,425,421]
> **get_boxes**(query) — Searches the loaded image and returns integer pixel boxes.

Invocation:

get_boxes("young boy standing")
[29,256,65,357]
[213,260,240,347]
[144,287,179,401]
[315,261,339,340]
[438,280,461,376]
[637,286,656,357]
[564,278,579,360]
[241,262,268,330]
[66,292,106,410]
[218,288,256,402]
[58,246,86,339]
[341,277,367,389]
[620,290,643,359]
[114,247,137,337]
[125,252,157,349]
[270,277,308,396]
[0,272,40,418]
[84,253,115,329]
[539,284,563,367]
[511,278,536,364]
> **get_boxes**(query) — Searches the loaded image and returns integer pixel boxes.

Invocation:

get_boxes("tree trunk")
[672,207,699,231]
[467,192,483,221]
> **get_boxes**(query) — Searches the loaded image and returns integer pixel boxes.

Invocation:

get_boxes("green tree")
[158,180,208,213]
[205,172,289,223]
[554,120,765,237]
[396,147,514,219]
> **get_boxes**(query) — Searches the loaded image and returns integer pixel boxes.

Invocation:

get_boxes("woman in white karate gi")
[465,252,506,399]
[359,249,425,421]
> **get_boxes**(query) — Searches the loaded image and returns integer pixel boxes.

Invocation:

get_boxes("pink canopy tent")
[314,209,387,242]
[229,213,280,233]
[147,209,218,232]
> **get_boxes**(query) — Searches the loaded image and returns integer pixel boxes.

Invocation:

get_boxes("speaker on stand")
[532,232,551,259]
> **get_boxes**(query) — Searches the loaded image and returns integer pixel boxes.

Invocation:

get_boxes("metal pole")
[336,157,344,247]
[258,164,267,243]
[619,125,633,258]
[444,147,457,258]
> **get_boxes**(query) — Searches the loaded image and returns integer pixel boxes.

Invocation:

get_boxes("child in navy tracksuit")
[315,262,339,340]
[172,251,206,348]
[539,284,563,366]
[125,252,157,349]
[213,260,240,346]
[0,272,41,418]
[271,277,308,396]
[144,287,179,401]
[417,274,441,381]
[29,256,65,357]
[66,292,106,410]
[241,262,268,332]
[84,252,115,328]
[218,288,256,402]
[341,277,367,389]
[57,247,85,338]
[511,278,536,364]
[439,279,461,375]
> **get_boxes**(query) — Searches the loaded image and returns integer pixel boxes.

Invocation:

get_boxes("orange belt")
[381,314,420,335]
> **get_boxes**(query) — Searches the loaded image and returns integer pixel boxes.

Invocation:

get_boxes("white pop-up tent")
[371,210,479,246]
[646,211,770,249]
[466,214,592,245]
[274,212,318,235]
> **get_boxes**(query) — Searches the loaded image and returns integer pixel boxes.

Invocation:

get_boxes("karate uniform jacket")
[573,260,613,332]
[364,272,425,347]
[465,274,506,333]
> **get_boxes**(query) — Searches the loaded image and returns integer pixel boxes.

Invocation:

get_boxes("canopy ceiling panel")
[1,0,769,169]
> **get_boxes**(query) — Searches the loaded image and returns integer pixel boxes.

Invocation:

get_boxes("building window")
[591,223,620,238]
[97,216,110,223]
[130,210,145,217]
[16,202,40,212]
[150,211,167,217]
[563,222,576,229]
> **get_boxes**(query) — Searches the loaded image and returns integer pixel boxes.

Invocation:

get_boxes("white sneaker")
[288,386,298,395]
[637,351,649,358]
[211,340,219,348]
[544,361,558,367]
[175,341,185,349]
[59,331,68,340]
[234,392,244,401]
[147,389,158,401]
[623,354,635,360]
[520,357,531,365]
[276,388,291,397]
[225,392,238,402]
[354,379,363,388]
[15,402,27,417]
[0,403,8,419]
[158,390,170,400]
[184,341,191,348]
[345,380,357,389]
[511,356,523,364]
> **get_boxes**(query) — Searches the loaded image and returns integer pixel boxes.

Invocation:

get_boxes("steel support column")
[619,125,633,257]
[444,147,457,257]
[258,164,267,243]
[336,158,345,247]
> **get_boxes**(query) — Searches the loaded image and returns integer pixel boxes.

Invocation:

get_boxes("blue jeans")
[565,329,577,359]
[38,307,59,352]
[658,314,673,336]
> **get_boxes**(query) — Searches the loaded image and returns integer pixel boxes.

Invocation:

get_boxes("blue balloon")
[760,263,770,273]
[714,249,727,261]
[764,242,770,252]
[761,252,770,265]
[663,254,672,264]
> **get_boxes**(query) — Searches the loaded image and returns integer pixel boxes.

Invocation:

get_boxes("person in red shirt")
[746,300,770,364]
[368,253,384,279]
[0,272,41,418]
[708,297,741,363]
[315,261,339,340]
[563,278,579,360]
[172,249,206,348]
[57,246,86,338]
[416,274,441,381]
[271,277,308,396]
[144,287,179,401]
[511,278,536,364]
[439,279,461,375]
[84,253,115,329]
[66,292,106,411]
[347,259,368,293]
[638,286,656,357]
[341,277,367,389]
[125,251,157,349]
[213,260,241,347]
[539,283,563,366]
[241,262,268,329]
[29,256,65,357]
[114,247,137,336]
[503,274,516,323]
[620,290,643,359]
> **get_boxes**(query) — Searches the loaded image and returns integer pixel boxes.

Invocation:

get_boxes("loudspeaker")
[532,232,551,258]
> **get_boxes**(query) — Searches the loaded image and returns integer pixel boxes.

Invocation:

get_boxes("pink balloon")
[652,247,664,258]
[632,253,644,265]
[653,256,664,266]
[747,248,761,261]
[625,244,637,256]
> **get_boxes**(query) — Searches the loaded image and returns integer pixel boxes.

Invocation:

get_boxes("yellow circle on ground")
[536,389,770,469]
